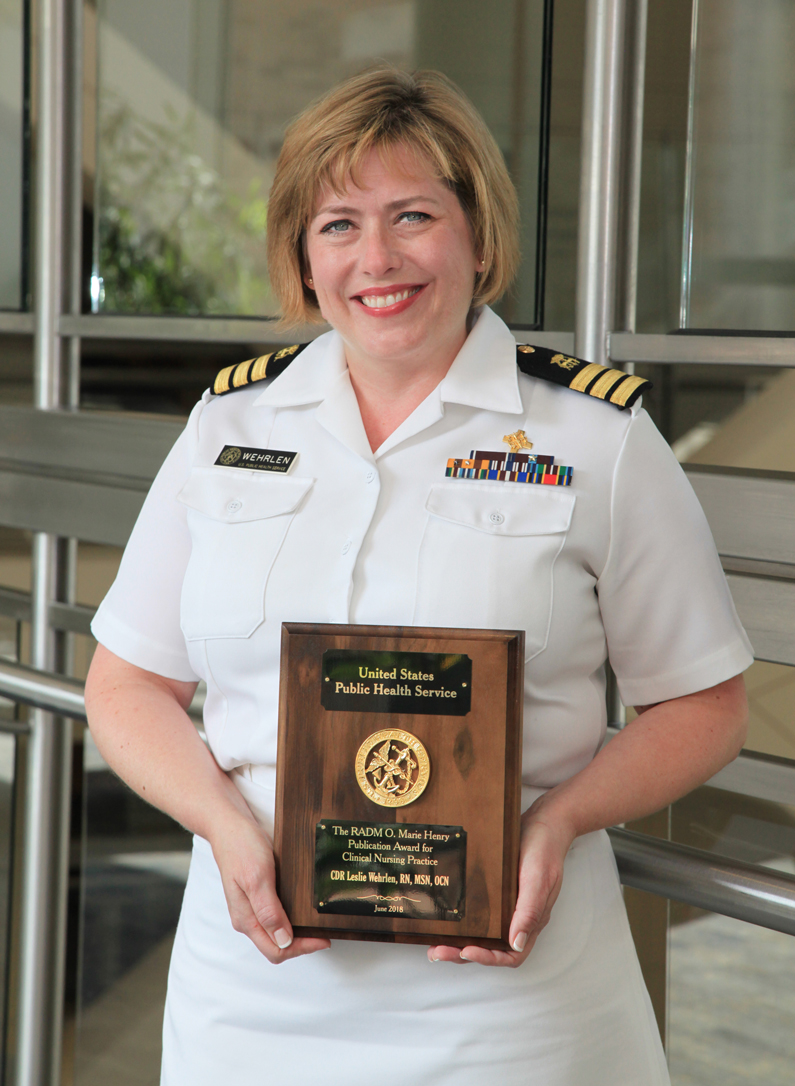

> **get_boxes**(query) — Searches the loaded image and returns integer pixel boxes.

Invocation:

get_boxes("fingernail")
[459,951,472,961]
[274,928,292,949]
[512,932,528,952]
[430,954,438,962]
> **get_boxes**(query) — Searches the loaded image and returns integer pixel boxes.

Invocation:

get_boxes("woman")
[86,67,752,1084]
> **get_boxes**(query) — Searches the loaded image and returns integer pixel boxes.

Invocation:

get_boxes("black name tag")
[321,650,472,716]
[215,445,297,473]
[314,819,466,921]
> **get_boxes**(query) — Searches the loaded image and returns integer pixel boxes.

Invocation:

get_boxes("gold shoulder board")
[212,343,308,396]
[515,344,652,410]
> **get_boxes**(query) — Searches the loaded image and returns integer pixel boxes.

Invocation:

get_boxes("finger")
[458,938,538,967]
[508,898,553,955]
[266,936,332,963]
[250,927,331,964]
[509,860,561,953]
[227,883,330,962]
[225,876,299,960]
[427,944,471,964]
[238,860,296,952]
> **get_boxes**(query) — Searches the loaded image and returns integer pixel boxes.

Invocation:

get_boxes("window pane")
[682,0,795,330]
[92,0,548,322]
[667,785,795,1082]
[0,0,25,310]
[669,909,795,1084]
[75,731,191,1084]
[0,731,15,1073]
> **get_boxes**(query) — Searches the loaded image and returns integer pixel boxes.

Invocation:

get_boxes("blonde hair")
[267,66,520,327]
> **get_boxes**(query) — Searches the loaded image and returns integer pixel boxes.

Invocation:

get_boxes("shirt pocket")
[177,468,314,640]
[414,483,576,659]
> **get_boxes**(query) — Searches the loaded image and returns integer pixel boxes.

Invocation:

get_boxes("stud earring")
[307,277,314,286]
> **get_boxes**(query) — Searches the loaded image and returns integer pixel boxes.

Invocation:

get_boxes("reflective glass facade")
[682,0,795,330]
[92,0,549,324]
[0,0,25,310]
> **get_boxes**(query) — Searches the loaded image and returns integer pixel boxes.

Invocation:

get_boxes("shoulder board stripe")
[212,343,308,396]
[589,368,626,400]
[569,363,605,393]
[610,373,647,407]
[213,363,237,395]
[233,359,254,388]
[515,345,652,409]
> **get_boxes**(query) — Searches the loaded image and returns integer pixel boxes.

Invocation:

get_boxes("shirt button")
[341,539,352,555]
[226,499,242,514]
[489,511,505,525]
[366,470,376,483]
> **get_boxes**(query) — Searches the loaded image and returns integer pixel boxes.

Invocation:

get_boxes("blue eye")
[321,220,351,234]
[399,211,429,224]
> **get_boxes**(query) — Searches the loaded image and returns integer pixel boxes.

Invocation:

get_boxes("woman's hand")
[209,810,331,964]
[426,806,574,967]
[86,646,330,965]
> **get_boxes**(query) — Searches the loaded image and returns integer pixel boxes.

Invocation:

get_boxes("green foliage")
[97,96,274,316]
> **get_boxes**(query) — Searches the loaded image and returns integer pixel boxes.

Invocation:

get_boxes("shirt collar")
[252,329,345,408]
[439,307,523,413]
[253,305,523,414]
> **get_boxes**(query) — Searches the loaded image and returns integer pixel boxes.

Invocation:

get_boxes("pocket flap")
[177,467,314,523]
[425,482,575,536]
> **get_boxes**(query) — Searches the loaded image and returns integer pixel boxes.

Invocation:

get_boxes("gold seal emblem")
[219,446,242,465]
[355,730,430,808]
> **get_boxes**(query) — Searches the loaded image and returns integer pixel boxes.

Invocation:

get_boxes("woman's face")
[304,145,483,371]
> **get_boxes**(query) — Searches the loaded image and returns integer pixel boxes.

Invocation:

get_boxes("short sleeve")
[597,409,754,706]
[90,398,205,682]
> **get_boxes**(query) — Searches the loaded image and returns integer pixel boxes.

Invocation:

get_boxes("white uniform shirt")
[92,306,753,803]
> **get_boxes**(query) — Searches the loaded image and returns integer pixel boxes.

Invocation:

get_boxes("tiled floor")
[668,912,795,1085]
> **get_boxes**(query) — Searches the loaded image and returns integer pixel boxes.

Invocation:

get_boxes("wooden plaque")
[275,623,524,949]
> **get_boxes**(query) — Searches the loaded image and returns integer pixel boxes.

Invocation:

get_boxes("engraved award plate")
[275,624,524,949]
[314,819,466,920]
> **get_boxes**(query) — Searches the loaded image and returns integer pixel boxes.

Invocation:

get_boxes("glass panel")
[682,0,795,330]
[92,0,549,323]
[635,0,692,334]
[0,0,25,310]
[0,731,15,1070]
[634,361,793,472]
[667,785,795,1082]
[744,660,795,760]
[75,731,191,1084]
[669,910,795,1084]
[673,785,795,867]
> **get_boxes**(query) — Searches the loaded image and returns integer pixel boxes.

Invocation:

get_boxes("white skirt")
[161,775,669,1085]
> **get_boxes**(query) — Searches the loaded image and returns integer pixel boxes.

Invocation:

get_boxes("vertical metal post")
[616,0,648,336]
[576,0,629,729]
[578,2,669,1047]
[66,0,83,413]
[679,0,701,329]
[17,1,72,1083]
[574,0,627,367]
[62,0,84,691]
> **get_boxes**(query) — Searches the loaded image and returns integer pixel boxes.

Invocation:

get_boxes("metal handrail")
[609,828,795,936]
[2,661,795,936]
[0,658,205,729]
[0,659,87,723]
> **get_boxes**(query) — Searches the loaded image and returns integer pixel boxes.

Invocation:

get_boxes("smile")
[357,286,423,309]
